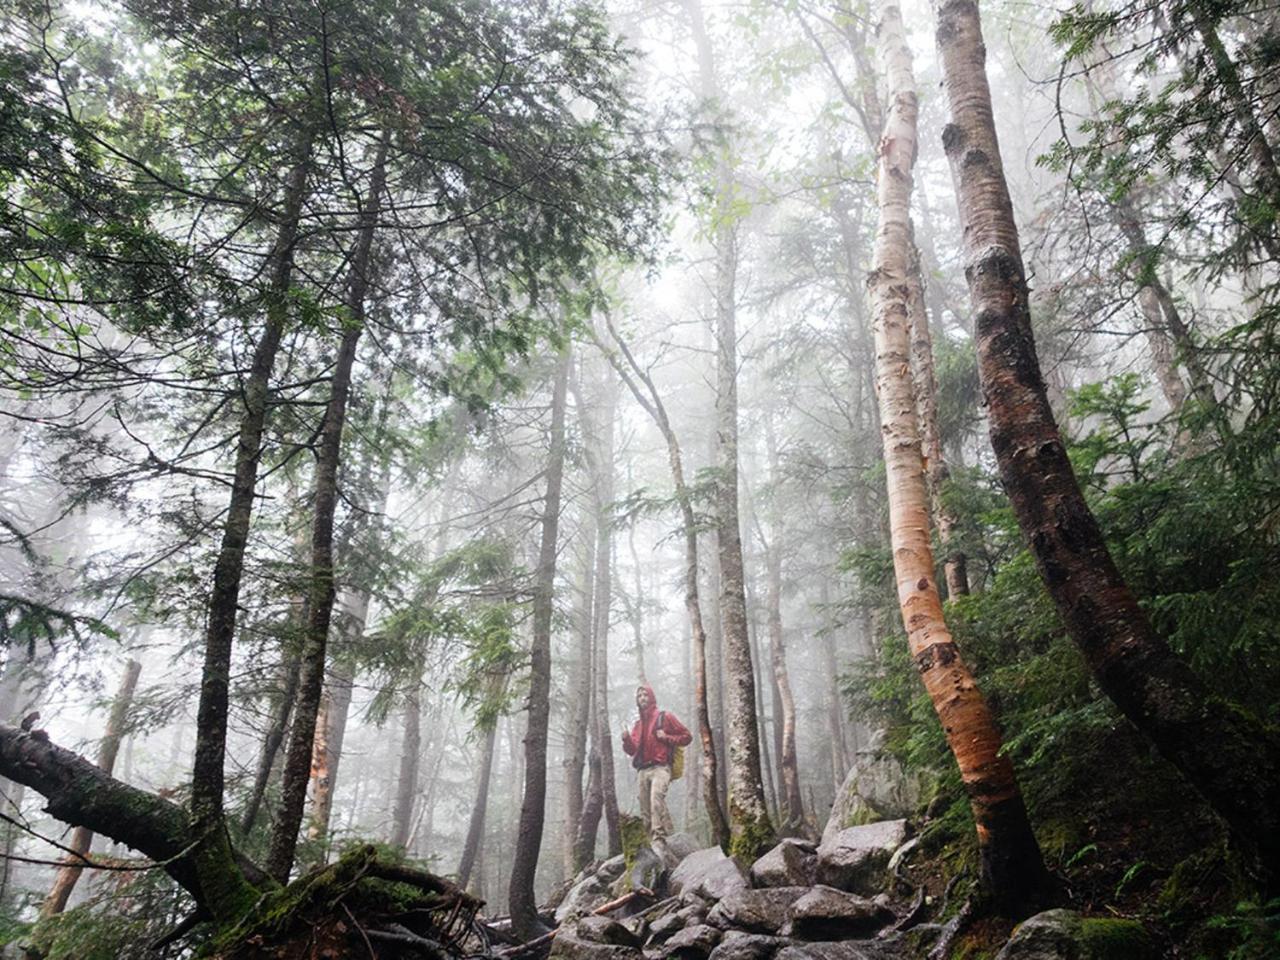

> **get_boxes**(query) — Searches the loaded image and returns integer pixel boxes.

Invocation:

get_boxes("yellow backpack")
[661,711,685,781]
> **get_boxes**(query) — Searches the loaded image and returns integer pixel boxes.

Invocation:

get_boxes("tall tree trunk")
[933,0,1280,872]
[905,237,969,596]
[628,522,648,685]
[685,0,774,860]
[390,684,422,850]
[762,418,805,833]
[589,371,621,858]
[563,527,595,873]
[266,135,387,884]
[509,348,570,938]
[190,147,313,919]
[595,322,731,849]
[458,720,499,888]
[819,583,848,790]
[39,659,142,917]
[872,1,1049,916]
[307,663,354,851]
[308,410,394,850]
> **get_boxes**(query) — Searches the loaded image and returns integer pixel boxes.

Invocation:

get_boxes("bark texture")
[933,0,1280,872]
[508,348,570,938]
[0,723,204,907]
[872,0,1048,915]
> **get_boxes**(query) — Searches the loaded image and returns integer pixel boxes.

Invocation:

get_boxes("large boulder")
[779,886,894,939]
[706,888,809,935]
[551,930,646,960]
[822,732,926,844]
[670,847,751,902]
[749,840,817,889]
[815,821,909,895]
[707,932,793,960]
[995,910,1155,960]
[578,916,644,948]
[557,875,614,924]
[660,924,724,959]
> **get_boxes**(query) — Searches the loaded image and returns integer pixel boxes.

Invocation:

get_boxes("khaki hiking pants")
[637,764,674,840]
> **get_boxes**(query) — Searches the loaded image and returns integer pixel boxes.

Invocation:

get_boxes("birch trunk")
[39,659,142,917]
[933,0,1280,872]
[508,348,570,937]
[872,1,1048,915]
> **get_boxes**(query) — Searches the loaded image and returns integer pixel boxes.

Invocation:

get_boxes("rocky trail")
[510,818,1150,960]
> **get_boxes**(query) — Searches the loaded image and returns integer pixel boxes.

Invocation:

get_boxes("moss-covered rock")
[994,909,1154,960]
[199,845,478,959]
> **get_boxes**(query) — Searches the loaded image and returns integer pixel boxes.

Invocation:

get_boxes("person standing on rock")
[621,683,692,843]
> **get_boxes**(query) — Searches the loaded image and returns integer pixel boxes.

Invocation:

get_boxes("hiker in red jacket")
[620,683,692,842]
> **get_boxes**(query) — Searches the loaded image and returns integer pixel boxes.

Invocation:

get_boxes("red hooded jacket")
[621,684,692,769]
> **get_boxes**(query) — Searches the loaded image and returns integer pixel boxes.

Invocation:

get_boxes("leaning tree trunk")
[933,0,1280,872]
[870,0,1049,916]
[458,718,500,888]
[685,0,774,860]
[39,659,142,918]
[598,320,731,849]
[190,143,313,922]
[266,135,387,884]
[390,684,423,850]
[508,348,570,939]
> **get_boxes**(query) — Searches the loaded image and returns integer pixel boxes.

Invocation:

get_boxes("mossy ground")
[201,845,470,960]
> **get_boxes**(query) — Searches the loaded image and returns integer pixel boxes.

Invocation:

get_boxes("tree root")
[927,896,976,960]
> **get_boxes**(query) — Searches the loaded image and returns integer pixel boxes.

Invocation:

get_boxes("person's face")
[636,687,652,709]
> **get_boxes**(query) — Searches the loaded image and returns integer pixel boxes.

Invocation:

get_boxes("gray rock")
[750,840,818,888]
[649,903,710,943]
[665,832,702,863]
[551,930,646,960]
[599,854,629,883]
[815,821,910,895]
[779,886,894,939]
[995,909,1155,960]
[708,932,793,960]
[706,887,809,935]
[557,875,613,924]
[578,916,644,948]
[670,847,751,902]
[775,933,941,960]
[619,849,670,901]
[661,924,724,958]
[822,731,928,845]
